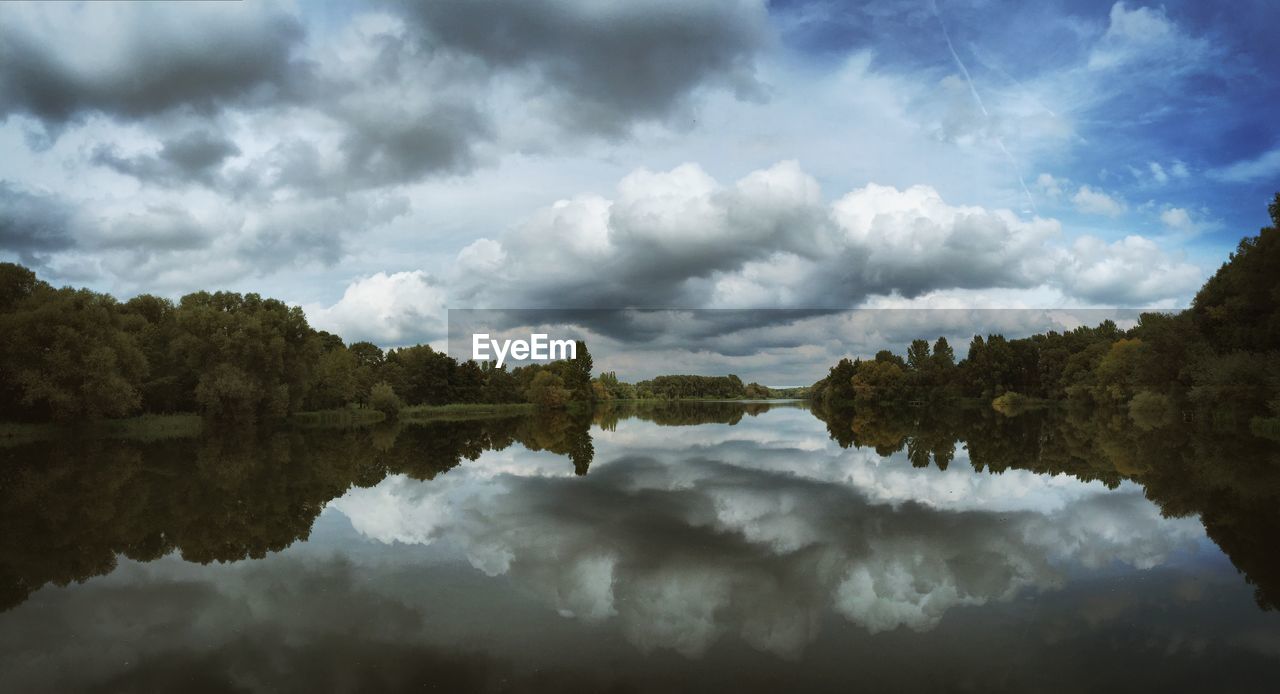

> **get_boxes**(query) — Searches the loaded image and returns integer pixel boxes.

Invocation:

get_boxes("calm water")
[2,401,1279,692]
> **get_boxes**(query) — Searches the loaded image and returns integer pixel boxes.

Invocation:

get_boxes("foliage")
[368,382,403,418]
[634,374,747,399]
[0,283,147,421]
[527,371,571,408]
[850,360,907,404]
[0,262,603,422]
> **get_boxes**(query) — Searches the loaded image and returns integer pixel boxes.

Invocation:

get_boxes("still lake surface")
[2,401,1278,692]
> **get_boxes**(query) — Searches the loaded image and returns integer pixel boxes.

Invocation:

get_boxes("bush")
[528,371,571,408]
[368,382,402,418]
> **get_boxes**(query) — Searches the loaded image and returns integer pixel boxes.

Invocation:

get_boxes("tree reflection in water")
[1,398,1277,618]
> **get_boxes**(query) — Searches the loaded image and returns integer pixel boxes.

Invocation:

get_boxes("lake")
[2,401,1278,692]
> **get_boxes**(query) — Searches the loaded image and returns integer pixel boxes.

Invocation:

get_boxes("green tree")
[562,340,595,402]
[528,370,571,408]
[194,363,261,422]
[931,337,955,369]
[308,346,358,409]
[906,339,931,371]
[368,381,402,418]
[851,360,908,403]
[1,286,148,420]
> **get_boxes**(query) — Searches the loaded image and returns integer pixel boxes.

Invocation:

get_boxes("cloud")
[1056,235,1201,304]
[1160,207,1197,233]
[434,162,1195,321]
[400,0,769,138]
[0,183,78,263]
[0,2,310,131]
[92,204,217,252]
[447,162,1067,310]
[1209,147,1280,184]
[91,130,241,187]
[823,182,1060,299]
[305,270,448,346]
[1149,162,1169,185]
[1072,185,1126,217]
[0,183,411,293]
[1087,2,1210,72]
[4,0,770,188]
[1036,173,1065,199]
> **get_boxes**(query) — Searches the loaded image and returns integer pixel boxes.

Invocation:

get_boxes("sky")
[1,0,1278,383]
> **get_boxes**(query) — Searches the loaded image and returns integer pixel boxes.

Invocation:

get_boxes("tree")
[562,340,594,402]
[874,350,906,368]
[481,363,522,403]
[528,370,571,408]
[1,286,148,420]
[386,344,453,405]
[308,346,358,409]
[194,363,260,422]
[1191,202,1280,354]
[171,291,316,419]
[0,262,43,312]
[906,339,931,371]
[932,337,955,369]
[818,357,859,404]
[368,382,402,418]
[851,360,907,403]
[1093,338,1146,403]
[348,341,384,369]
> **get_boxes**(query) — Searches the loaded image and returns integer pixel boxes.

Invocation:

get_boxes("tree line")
[0,262,808,427]
[0,263,602,423]
[601,373,806,401]
[0,260,795,425]
[810,193,1280,436]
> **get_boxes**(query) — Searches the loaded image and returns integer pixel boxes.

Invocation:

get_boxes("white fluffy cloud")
[305,270,447,345]
[445,162,1194,310]
[1056,235,1201,304]
[1072,184,1127,217]
[1160,206,1198,233]
[1088,2,1211,71]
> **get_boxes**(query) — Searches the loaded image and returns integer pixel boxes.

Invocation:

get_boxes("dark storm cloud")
[0,5,311,134]
[0,0,778,288]
[403,0,769,136]
[254,104,493,196]
[91,130,241,187]
[338,103,492,185]
[0,183,77,263]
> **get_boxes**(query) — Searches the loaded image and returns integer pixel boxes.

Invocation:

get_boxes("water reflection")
[2,401,1279,691]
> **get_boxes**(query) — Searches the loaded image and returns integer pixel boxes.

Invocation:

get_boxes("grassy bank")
[0,413,204,446]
